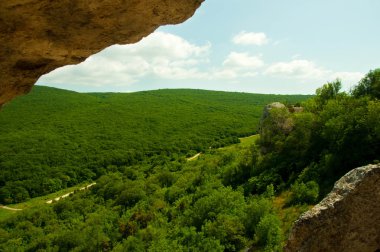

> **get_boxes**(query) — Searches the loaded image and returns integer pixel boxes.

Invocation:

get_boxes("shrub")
[288,181,319,205]
[254,214,283,251]
[244,197,272,237]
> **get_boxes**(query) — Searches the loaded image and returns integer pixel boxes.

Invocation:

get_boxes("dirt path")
[0,183,97,212]
[46,182,96,204]
[187,152,201,161]
[0,205,23,211]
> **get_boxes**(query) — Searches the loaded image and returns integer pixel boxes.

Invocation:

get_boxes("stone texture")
[0,0,203,106]
[285,164,380,252]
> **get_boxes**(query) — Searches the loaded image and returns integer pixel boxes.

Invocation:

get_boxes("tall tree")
[352,68,380,99]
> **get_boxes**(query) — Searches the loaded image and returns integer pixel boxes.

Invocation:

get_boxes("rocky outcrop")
[262,102,286,119]
[0,0,203,106]
[285,164,380,252]
[260,102,294,139]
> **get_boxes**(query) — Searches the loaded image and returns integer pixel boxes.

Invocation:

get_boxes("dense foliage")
[0,138,291,252]
[0,87,309,204]
[247,73,380,197]
[352,68,380,99]
[1,68,379,251]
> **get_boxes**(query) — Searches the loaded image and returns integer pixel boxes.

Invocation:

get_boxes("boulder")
[285,164,380,252]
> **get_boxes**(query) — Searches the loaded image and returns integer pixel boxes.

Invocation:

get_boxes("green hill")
[0,86,310,203]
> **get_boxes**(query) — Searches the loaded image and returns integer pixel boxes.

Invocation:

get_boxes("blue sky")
[37,0,380,94]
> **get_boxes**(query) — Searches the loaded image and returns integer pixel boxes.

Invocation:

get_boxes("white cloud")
[330,71,364,83]
[38,31,211,87]
[37,30,365,94]
[232,31,269,46]
[265,59,327,79]
[223,52,264,69]
[38,32,267,88]
[264,59,364,90]
[122,31,210,60]
[212,52,264,79]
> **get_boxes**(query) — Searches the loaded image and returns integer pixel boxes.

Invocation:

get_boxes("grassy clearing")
[273,191,312,237]
[239,134,259,147]
[188,134,259,161]
[0,208,16,220]
[218,134,259,152]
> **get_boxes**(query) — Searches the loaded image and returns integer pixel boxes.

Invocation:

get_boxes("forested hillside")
[1,69,379,251]
[0,135,308,252]
[251,73,380,197]
[0,87,310,204]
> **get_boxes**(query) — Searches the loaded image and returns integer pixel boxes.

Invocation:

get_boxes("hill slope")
[0,86,311,203]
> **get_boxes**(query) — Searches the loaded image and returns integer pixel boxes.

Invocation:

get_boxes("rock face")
[285,164,380,252]
[0,0,203,106]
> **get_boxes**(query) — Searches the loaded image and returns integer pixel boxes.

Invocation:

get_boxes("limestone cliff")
[0,0,203,106]
[285,164,380,252]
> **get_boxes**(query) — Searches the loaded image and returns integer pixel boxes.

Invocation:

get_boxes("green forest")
[0,69,379,251]
[0,87,309,204]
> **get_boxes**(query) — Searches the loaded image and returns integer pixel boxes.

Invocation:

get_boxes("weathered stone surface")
[0,0,203,106]
[285,164,380,252]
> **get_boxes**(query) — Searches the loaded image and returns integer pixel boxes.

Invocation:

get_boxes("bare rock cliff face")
[285,164,380,252]
[0,0,203,106]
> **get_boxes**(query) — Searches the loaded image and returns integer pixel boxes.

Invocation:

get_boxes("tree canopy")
[352,68,380,99]
[0,87,310,204]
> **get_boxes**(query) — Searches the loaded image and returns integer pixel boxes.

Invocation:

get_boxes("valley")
[0,77,379,251]
[0,86,310,205]
[1,1,379,251]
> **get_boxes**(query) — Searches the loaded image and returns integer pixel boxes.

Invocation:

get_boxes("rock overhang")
[0,0,204,107]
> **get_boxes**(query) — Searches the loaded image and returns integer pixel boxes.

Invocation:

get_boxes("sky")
[37,0,380,94]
